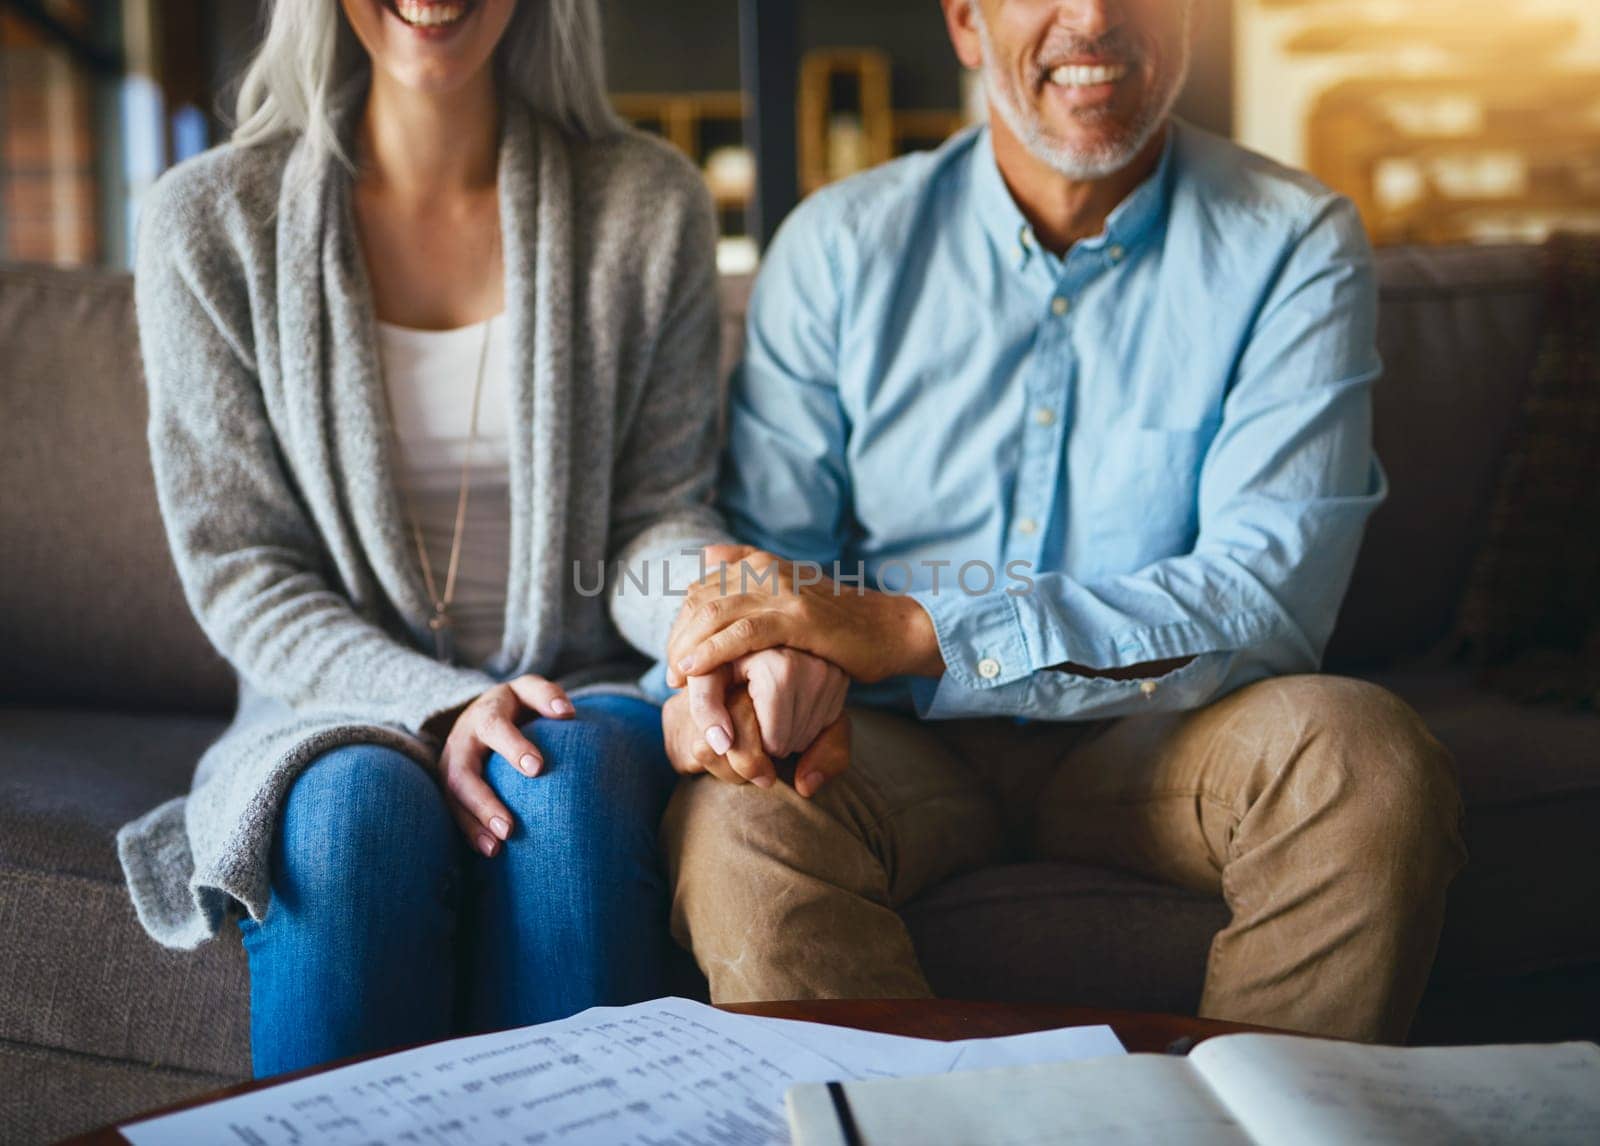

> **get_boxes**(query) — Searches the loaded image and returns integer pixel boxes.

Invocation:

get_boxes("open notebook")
[786,1033,1600,1146]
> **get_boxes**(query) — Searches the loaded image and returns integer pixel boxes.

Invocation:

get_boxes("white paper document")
[120,998,1125,1145]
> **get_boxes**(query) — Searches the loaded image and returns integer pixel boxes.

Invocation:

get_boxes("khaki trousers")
[661,674,1469,1043]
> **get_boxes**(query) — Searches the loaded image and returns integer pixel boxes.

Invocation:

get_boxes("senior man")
[652,0,1468,1044]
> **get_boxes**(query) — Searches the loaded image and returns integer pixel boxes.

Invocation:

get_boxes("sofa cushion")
[905,863,1226,1012]
[0,706,250,1078]
[1326,245,1545,670]
[0,1039,238,1146]
[903,669,1600,1010]
[0,265,234,714]
[1371,669,1600,982]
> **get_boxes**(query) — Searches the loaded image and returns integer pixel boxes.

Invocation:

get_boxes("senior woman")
[115,0,732,1077]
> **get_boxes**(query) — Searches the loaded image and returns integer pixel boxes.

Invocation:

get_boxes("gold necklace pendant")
[378,302,494,667]
[428,603,451,660]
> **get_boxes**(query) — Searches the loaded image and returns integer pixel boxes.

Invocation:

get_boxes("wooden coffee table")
[58,1000,1284,1144]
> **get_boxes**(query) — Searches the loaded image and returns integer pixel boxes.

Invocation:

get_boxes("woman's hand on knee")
[434,674,574,857]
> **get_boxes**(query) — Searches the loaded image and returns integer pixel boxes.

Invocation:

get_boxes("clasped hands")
[661,545,945,798]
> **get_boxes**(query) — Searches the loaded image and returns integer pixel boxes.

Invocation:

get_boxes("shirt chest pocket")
[1083,424,1211,571]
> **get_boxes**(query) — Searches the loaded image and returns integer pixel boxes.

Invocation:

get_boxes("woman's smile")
[382,0,479,38]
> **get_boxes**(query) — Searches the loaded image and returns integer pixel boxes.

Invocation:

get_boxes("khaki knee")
[661,770,888,918]
[1251,674,1468,878]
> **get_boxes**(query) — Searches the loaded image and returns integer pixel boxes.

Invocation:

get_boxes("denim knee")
[463,695,676,1025]
[484,694,673,847]
[492,688,668,806]
[270,742,457,915]
[243,742,460,1077]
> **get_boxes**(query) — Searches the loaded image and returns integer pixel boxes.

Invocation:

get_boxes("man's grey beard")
[971,1,1191,180]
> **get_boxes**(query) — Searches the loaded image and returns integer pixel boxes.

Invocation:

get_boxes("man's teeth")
[1049,63,1129,88]
[393,1,469,28]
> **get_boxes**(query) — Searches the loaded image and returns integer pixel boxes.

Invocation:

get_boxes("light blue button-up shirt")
[715,118,1387,722]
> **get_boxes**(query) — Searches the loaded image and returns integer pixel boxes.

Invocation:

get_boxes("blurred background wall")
[1,0,1596,270]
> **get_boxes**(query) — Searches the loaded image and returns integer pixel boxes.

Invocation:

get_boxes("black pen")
[826,1079,866,1146]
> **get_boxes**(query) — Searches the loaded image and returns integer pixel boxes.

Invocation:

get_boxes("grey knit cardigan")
[115,79,733,951]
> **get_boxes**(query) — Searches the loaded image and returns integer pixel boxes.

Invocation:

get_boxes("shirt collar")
[972,118,1179,273]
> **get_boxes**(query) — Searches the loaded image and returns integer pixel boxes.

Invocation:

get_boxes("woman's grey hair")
[229,0,621,167]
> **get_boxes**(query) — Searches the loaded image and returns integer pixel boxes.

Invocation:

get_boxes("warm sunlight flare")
[1237,0,1600,242]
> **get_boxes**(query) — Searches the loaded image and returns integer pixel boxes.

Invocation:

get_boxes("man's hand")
[665,550,945,688]
[664,686,853,799]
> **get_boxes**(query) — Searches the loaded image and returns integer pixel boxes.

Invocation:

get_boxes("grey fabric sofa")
[3,245,1597,1143]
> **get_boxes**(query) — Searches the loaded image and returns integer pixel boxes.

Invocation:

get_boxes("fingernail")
[799,771,820,796]
[490,816,511,840]
[477,833,497,857]
[706,726,732,755]
[678,656,695,673]
[519,753,542,777]
[753,773,776,790]
[551,698,574,716]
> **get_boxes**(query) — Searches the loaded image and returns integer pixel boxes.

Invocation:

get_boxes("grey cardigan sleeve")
[135,175,497,737]
[606,172,735,658]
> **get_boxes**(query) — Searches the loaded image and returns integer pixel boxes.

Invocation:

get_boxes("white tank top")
[375,312,514,669]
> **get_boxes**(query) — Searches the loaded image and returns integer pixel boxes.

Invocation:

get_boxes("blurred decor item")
[1237,0,1600,245]
[800,48,894,192]
[0,0,105,264]
[611,91,757,274]
[703,144,756,206]
[715,235,761,277]
[826,112,869,183]
[892,108,971,158]
[800,47,967,194]
[612,91,747,194]
[611,91,749,211]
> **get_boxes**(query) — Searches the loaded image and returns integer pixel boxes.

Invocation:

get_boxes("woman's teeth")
[392,0,470,28]
[1049,63,1130,88]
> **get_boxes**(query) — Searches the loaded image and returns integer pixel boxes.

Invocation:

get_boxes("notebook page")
[1188,1033,1600,1146]
[787,1055,1252,1146]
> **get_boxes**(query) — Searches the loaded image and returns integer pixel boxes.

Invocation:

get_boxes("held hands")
[660,545,945,798]
[665,548,946,688]
[429,674,575,858]
[663,673,852,799]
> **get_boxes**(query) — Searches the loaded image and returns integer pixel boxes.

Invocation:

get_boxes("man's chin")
[1024,128,1145,180]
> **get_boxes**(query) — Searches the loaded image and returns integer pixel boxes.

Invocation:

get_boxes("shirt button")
[1051,297,1070,317]
[1016,517,1039,536]
[1019,225,1034,250]
[1033,407,1057,427]
[1140,680,1159,698]
[977,657,1002,680]
[1109,244,1126,263]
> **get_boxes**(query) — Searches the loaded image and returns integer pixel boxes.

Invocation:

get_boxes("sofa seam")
[0,862,129,892]
[0,1034,242,1084]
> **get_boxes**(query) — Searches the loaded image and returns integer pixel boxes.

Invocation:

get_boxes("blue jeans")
[236,693,675,1079]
